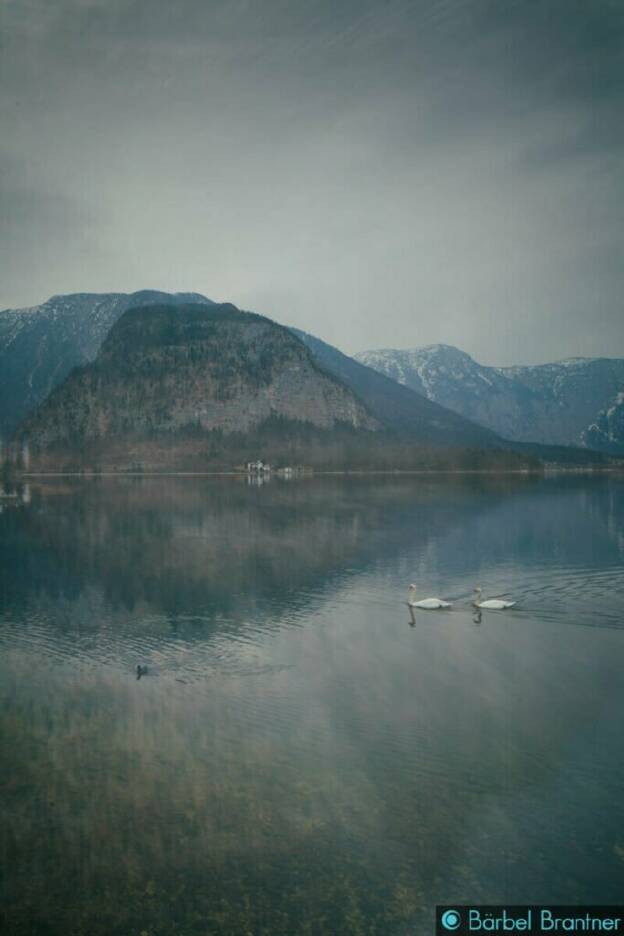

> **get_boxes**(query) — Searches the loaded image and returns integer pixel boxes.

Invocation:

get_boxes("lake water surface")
[1,475,624,935]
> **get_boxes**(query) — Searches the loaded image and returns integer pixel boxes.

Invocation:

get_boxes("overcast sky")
[1,0,622,364]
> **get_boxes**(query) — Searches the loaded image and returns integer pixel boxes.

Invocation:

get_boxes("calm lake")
[1,474,624,935]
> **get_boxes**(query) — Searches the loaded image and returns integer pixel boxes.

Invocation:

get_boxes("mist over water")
[1,475,624,935]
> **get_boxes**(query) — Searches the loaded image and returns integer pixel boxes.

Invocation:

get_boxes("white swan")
[408,584,452,610]
[472,586,516,610]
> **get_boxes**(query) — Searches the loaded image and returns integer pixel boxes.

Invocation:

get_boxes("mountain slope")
[0,290,213,437]
[356,345,624,454]
[290,330,506,448]
[17,303,378,456]
[501,358,624,453]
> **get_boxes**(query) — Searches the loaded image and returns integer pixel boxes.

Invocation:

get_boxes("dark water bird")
[136,664,149,680]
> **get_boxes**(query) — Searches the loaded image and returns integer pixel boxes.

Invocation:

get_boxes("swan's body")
[472,587,515,610]
[475,599,515,610]
[408,584,452,610]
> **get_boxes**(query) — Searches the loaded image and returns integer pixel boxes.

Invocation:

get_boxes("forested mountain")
[0,290,213,437]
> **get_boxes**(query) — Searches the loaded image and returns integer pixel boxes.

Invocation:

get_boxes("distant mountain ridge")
[355,344,624,455]
[290,330,504,448]
[500,358,624,453]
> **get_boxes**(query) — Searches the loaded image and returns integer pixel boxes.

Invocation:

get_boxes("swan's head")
[473,586,482,594]
[408,583,417,593]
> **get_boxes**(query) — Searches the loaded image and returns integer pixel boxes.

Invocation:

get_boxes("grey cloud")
[1,0,622,364]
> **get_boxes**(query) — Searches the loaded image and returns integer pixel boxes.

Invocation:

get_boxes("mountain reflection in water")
[1,475,624,936]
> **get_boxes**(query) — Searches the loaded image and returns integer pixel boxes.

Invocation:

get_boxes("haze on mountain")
[2,1,623,365]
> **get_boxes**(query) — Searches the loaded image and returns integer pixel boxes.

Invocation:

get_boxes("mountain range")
[355,344,624,455]
[2,292,530,471]
[0,291,618,470]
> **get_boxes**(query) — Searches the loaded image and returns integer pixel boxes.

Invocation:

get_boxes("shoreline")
[11,465,623,479]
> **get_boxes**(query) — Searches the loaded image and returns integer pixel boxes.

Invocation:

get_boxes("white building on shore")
[246,460,271,474]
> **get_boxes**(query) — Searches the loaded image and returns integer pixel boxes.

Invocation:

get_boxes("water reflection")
[0,479,31,511]
[1,475,624,935]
